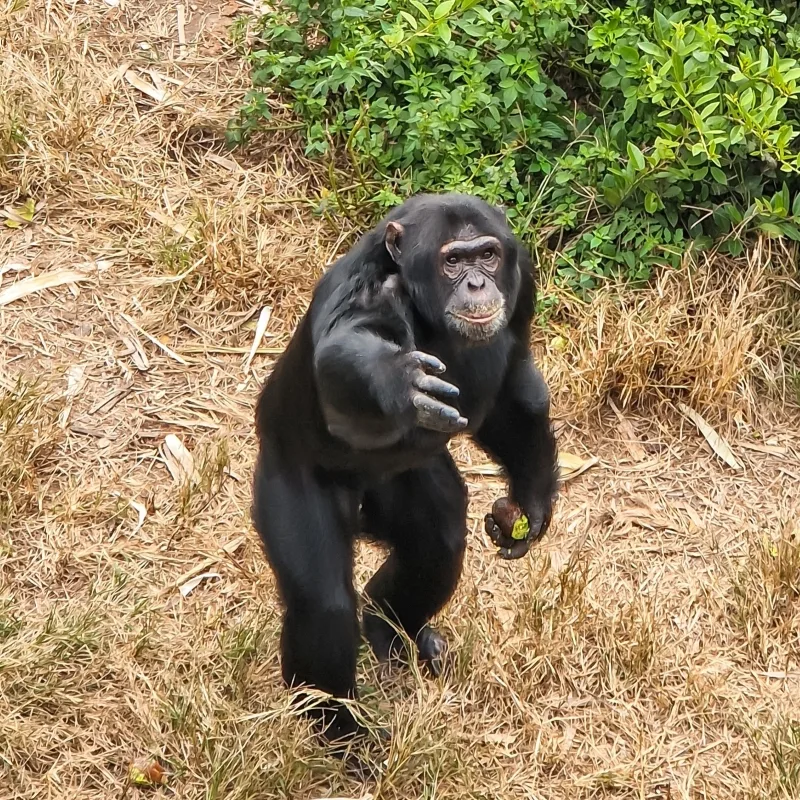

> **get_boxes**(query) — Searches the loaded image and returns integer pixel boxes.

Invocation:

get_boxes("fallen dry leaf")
[608,398,647,461]
[146,209,198,241]
[161,434,198,484]
[120,332,150,371]
[560,723,577,754]
[494,602,516,632]
[206,152,242,172]
[463,463,503,476]
[2,198,35,228]
[119,312,189,365]
[170,537,246,593]
[678,402,742,470]
[58,365,87,429]
[309,796,373,800]
[129,760,167,786]
[130,501,147,535]
[558,452,600,480]
[738,441,788,456]
[614,507,676,532]
[549,549,572,573]
[177,3,187,57]
[463,451,598,482]
[179,571,221,597]
[124,69,167,102]
[244,305,272,373]
[483,731,518,746]
[0,261,28,280]
[0,269,93,306]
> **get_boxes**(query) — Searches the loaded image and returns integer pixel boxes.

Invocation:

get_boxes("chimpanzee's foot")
[309,700,389,776]
[364,612,448,677]
[416,624,447,677]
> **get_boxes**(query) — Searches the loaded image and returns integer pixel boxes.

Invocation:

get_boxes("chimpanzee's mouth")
[452,307,503,325]
[447,303,507,343]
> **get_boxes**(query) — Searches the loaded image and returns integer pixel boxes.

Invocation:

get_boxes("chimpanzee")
[252,193,558,742]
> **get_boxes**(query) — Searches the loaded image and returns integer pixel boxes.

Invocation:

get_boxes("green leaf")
[665,205,679,226]
[725,238,744,257]
[408,0,431,20]
[4,198,35,228]
[654,10,669,43]
[671,52,684,81]
[398,10,418,29]
[600,70,620,89]
[627,142,646,171]
[638,41,664,57]
[433,0,455,20]
[382,28,405,46]
[710,166,727,184]
[781,223,800,241]
[693,76,718,94]
[780,183,791,209]
[644,192,659,213]
[740,88,755,111]
[618,45,640,63]
[435,20,452,43]
[758,222,785,237]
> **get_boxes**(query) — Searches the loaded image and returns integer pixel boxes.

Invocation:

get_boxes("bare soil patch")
[2,2,800,799]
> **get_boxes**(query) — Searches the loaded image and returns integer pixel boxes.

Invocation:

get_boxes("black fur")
[252,193,558,741]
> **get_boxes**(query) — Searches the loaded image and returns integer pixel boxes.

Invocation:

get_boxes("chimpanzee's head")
[382,194,523,343]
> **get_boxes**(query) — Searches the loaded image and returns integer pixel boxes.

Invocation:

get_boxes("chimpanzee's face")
[436,226,507,341]
[383,196,520,343]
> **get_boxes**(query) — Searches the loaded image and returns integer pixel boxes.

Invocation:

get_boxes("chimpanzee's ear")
[384,221,404,265]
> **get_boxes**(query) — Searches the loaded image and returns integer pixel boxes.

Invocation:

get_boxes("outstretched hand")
[406,351,468,434]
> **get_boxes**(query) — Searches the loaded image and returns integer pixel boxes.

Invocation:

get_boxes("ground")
[2,2,800,799]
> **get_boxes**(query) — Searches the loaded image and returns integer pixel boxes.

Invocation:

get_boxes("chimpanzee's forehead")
[427,201,500,236]
[389,193,509,247]
[441,212,502,244]
[449,221,479,239]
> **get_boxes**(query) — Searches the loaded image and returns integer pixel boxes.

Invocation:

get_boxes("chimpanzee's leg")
[361,451,468,675]
[252,444,361,740]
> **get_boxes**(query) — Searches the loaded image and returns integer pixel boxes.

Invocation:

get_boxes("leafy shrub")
[231,0,800,290]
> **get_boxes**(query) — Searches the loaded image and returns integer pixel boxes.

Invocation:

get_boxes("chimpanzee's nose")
[467,273,485,292]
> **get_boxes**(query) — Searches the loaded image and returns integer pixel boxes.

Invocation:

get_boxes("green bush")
[230,0,800,290]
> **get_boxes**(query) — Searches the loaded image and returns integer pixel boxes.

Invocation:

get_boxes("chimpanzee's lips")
[452,307,503,325]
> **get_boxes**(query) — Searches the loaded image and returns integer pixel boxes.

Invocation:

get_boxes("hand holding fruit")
[484,496,551,560]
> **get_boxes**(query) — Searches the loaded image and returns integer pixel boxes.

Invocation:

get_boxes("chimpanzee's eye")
[483,250,493,260]
[446,255,458,265]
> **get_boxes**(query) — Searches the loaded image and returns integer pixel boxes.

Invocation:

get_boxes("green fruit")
[511,514,530,540]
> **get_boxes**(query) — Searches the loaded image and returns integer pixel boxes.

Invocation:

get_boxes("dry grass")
[2,2,800,799]
[542,244,800,423]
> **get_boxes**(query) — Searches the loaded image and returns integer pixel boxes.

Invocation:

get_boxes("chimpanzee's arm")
[473,348,559,557]
[312,278,468,450]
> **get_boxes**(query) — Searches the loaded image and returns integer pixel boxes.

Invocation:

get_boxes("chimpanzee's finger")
[408,350,446,374]
[484,514,505,546]
[413,372,460,400]
[498,538,532,560]
[412,393,468,433]
[526,502,553,543]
